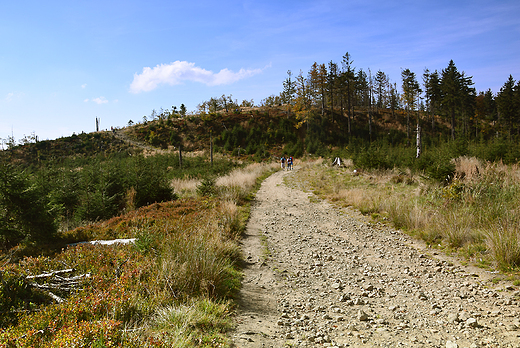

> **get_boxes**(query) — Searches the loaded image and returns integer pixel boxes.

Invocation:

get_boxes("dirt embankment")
[231,168,520,348]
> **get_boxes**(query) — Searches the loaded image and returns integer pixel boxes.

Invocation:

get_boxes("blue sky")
[1,0,519,142]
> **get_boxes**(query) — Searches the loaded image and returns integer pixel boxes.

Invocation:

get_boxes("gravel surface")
[231,168,520,348]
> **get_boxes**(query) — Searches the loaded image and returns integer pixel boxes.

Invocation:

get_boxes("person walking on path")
[287,156,293,170]
[280,155,286,170]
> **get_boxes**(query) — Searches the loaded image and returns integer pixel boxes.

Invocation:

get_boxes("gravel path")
[231,168,520,348]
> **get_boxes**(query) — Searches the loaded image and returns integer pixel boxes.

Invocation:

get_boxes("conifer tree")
[341,52,356,136]
[440,60,462,140]
[282,70,296,106]
[374,70,389,110]
[496,75,517,138]
[423,69,441,132]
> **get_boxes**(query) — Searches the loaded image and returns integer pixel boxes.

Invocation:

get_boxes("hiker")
[281,155,286,170]
[287,156,293,170]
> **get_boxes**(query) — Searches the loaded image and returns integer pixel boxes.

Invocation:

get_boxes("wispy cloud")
[4,92,24,102]
[92,97,108,104]
[129,60,263,93]
[81,84,87,89]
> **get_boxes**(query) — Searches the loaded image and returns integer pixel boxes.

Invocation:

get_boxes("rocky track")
[231,168,520,348]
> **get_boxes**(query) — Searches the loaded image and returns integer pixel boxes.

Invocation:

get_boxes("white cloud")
[129,60,263,93]
[5,93,14,102]
[81,84,87,89]
[84,98,89,102]
[92,97,108,104]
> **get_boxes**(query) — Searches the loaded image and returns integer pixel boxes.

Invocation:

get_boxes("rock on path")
[231,169,520,347]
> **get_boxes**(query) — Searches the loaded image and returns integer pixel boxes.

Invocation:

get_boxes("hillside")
[2,105,423,165]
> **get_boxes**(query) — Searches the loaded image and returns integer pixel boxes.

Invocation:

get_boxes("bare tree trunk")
[416,124,422,158]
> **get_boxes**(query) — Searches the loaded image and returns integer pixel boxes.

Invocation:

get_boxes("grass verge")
[286,157,520,275]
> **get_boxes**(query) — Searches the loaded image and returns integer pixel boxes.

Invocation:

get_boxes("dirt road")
[231,168,520,347]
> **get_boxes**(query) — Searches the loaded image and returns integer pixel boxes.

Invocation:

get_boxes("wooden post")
[179,145,183,169]
[210,132,213,166]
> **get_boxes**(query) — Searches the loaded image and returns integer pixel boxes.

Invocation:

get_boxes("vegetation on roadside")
[0,162,277,347]
[287,157,520,274]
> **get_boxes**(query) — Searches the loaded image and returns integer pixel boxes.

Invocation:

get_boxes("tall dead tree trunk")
[416,124,422,158]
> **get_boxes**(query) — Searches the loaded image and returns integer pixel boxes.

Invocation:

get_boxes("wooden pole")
[179,145,183,169]
[210,131,213,166]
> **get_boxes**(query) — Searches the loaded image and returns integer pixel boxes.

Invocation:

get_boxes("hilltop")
[1,104,447,167]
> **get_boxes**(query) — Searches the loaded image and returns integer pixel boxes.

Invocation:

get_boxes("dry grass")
[487,220,520,270]
[149,299,232,347]
[171,178,200,196]
[216,162,277,189]
[453,156,483,181]
[215,162,279,202]
[289,157,520,271]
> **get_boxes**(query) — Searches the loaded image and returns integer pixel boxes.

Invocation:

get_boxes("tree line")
[261,53,520,143]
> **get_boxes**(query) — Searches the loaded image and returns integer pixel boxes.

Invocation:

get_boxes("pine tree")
[341,52,356,136]
[282,70,296,106]
[327,61,339,118]
[496,75,517,138]
[423,69,441,132]
[440,60,462,140]
[374,70,389,110]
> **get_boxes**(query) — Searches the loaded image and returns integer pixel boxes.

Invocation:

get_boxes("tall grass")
[487,219,520,270]
[148,299,233,347]
[171,177,200,197]
[290,157,520,271]
[214,162,279,202]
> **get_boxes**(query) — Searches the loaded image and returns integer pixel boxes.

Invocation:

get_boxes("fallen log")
[26,268,75,280]
[26,269,91,303]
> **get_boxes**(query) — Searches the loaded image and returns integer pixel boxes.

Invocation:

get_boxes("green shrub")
[0,162,57,247]
[197,178,217,197]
